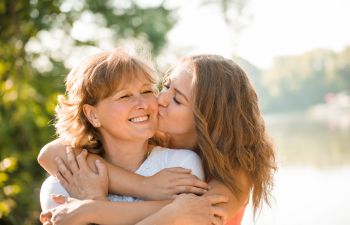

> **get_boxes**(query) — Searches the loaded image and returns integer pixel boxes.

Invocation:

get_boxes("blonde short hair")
[55,48,158,154]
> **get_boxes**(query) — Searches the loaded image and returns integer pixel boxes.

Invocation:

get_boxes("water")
[242,112,350,225]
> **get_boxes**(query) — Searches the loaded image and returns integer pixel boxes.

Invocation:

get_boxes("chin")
[144,128,158,138]
[157,125,167,133]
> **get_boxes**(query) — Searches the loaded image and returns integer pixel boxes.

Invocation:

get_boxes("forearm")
[105,162,150,199]
[85,200,170,225]
[37,140,149,198]
[135,204,177,225]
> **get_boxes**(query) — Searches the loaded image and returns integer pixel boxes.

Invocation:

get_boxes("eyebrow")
[174,88,189,102]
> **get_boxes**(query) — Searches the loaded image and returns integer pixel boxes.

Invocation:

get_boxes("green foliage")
[232,56,271,110]
[261,47,350,112]
[0,0,176,224]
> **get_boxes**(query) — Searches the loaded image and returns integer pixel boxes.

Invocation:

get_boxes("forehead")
[115,72,154,91]
[169,64,194,93]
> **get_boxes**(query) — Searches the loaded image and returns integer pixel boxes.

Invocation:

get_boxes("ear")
[83,104,101,127]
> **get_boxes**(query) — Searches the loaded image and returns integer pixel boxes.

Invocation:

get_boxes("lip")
[128,114,150,123]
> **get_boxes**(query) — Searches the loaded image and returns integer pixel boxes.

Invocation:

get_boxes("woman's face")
[90,75,158,142]
[157,64,196,141]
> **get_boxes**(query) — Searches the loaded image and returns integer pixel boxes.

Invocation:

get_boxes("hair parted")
[183,54,276,213]
[55,48,158,154]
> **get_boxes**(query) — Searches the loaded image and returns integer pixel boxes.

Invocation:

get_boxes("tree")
[261,47,350,112]
[0,0,175,224]
[0,0,253,223]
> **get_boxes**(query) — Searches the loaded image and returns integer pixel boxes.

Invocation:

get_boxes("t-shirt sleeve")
[40,176,69,211]
[167,150,205,181]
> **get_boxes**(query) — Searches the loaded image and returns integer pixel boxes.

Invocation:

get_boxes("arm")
[37,139,149,197]
[44,142,208,200]
[84,199,170,225]
[47,195,170,225]
[46,194,228,225]
[37,139,73,175]
[136,194,229,225]
[204,171,251,223]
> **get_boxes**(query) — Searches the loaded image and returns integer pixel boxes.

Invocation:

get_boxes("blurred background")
[0,0,349,224]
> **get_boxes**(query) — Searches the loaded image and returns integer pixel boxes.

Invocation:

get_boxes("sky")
[166,0,350,68]
[28,0,350,70]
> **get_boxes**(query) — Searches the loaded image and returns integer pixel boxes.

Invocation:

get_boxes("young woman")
[39,49,227,225]
[39,54,276,225]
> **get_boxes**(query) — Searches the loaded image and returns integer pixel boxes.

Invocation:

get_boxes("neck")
[102,137,150,171]
[168,132,197,150]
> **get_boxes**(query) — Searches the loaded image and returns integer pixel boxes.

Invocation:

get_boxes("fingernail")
[96,159,100,163]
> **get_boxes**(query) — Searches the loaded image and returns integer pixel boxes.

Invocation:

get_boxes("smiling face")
[157,63,197,149]
[87,75,159,143]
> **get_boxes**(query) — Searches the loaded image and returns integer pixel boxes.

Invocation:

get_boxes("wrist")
[153,203,181,225]
[141,176,153,200]
[91,195,108,201]
[82,199,105,223]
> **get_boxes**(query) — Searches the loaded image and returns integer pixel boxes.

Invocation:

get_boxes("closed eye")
[142,90,154,94]
[173,96,180,104]
[120,94,131,99]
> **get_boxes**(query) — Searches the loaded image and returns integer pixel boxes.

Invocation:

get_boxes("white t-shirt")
[40,146,204,211]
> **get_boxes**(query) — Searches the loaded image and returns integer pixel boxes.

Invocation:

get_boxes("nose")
[158,88,172,107]
[135,94,148,110]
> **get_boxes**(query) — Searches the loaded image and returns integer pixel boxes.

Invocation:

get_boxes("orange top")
[225,205,246,225]
[205,178,247,225]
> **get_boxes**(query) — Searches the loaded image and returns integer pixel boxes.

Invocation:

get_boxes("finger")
[51,194,67,204]
[166,167,192,174]
[206,194,229,205]
[175,175,209,189]
[76,149,90,171]
[211,215,224,225]
[174,186,208,195]
[40,211,52,223]
[55,170,70,190]
[95,159,108,178]
[66,146,79,173]
[211,206,228,222]
[55,157,73,183]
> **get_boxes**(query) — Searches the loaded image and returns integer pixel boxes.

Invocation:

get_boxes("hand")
[49,195,91,225]
[40,210,52,225]
[55,147,108,200]
[143,167,209,200]
[155,194,229,225]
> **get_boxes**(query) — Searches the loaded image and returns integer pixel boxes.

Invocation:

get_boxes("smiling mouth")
[128,115,150,123]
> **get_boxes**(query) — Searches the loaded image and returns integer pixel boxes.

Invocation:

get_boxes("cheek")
[104,105,127,122]
[147,96,159,113]
[167,106,195,133]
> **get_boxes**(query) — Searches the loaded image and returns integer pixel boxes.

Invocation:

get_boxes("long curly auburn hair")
[183,54,276,213]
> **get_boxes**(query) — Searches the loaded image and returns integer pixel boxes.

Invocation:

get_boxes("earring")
[94,122,100,127]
